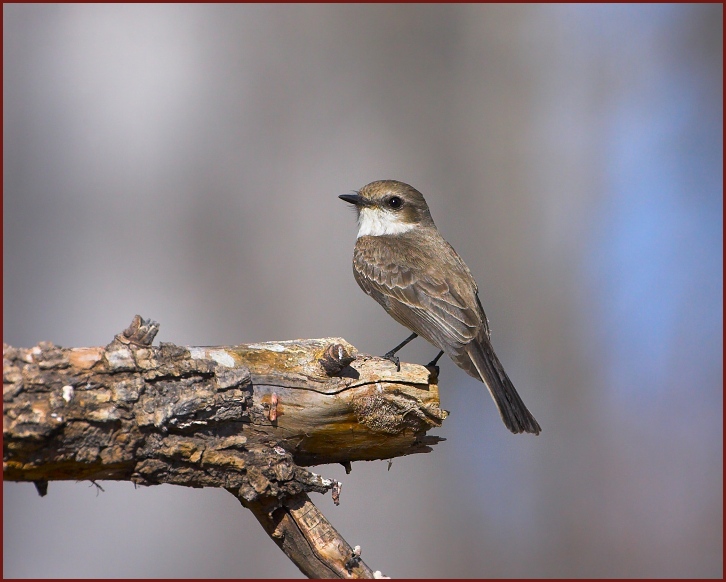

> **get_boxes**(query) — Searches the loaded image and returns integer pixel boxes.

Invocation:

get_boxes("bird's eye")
[387,196,403,209]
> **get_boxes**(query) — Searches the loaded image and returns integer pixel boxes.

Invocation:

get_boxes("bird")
[339,180,541,435]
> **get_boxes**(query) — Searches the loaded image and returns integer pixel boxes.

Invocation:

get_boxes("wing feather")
[353,233,482,353]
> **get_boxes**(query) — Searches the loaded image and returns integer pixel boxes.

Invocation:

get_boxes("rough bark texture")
[3,315,447,578]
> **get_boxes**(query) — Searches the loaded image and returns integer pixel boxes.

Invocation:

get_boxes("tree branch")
[3,315,447,578]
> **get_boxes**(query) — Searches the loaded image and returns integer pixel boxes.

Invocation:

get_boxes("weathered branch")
[3,315,447,578]
[242,492,376,578]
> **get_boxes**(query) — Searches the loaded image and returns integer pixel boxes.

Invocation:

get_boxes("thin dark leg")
[383,332,418,371]
[427,350,444,367]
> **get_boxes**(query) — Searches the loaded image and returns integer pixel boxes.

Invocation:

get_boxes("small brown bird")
[339,180,541,435]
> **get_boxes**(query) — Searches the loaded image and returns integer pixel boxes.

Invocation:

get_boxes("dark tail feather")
[464,339,541,435]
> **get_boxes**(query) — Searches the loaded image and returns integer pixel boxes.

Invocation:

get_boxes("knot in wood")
[115,315,159,347]
[318,343,355,376]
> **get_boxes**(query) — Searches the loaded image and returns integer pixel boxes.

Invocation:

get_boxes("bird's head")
[339,180,435,238]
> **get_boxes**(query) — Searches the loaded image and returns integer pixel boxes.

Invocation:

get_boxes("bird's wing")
[353,235,482,352]
[354,234,541,435]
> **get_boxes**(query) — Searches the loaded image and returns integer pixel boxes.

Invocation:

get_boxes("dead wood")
[3,315,447,578]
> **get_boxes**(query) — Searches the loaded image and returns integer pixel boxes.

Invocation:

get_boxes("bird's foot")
[382,351,401,372]
[425,350,444,377]
[427,350,444,368]
[381,333,417,372]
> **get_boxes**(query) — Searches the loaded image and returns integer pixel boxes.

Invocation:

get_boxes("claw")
[383,352,401,371]
[381,332,417,372]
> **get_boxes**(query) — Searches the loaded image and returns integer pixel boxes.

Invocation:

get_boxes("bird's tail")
[462,339,541,435]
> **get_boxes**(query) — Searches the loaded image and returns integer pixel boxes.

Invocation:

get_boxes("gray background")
[3,3,722,578]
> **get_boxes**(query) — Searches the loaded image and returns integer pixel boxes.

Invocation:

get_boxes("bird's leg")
[383,332,418,371]
[426,349,445,377]
[427,350,444,367]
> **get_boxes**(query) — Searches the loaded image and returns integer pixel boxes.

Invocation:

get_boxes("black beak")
[338,193,365,206]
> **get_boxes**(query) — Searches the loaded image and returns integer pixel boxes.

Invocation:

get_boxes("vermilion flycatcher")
[340,180,541,435]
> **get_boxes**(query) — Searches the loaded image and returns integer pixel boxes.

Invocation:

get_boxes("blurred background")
[3,3,722,578]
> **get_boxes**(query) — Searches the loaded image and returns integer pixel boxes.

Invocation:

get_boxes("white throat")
[357,207,415,238]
